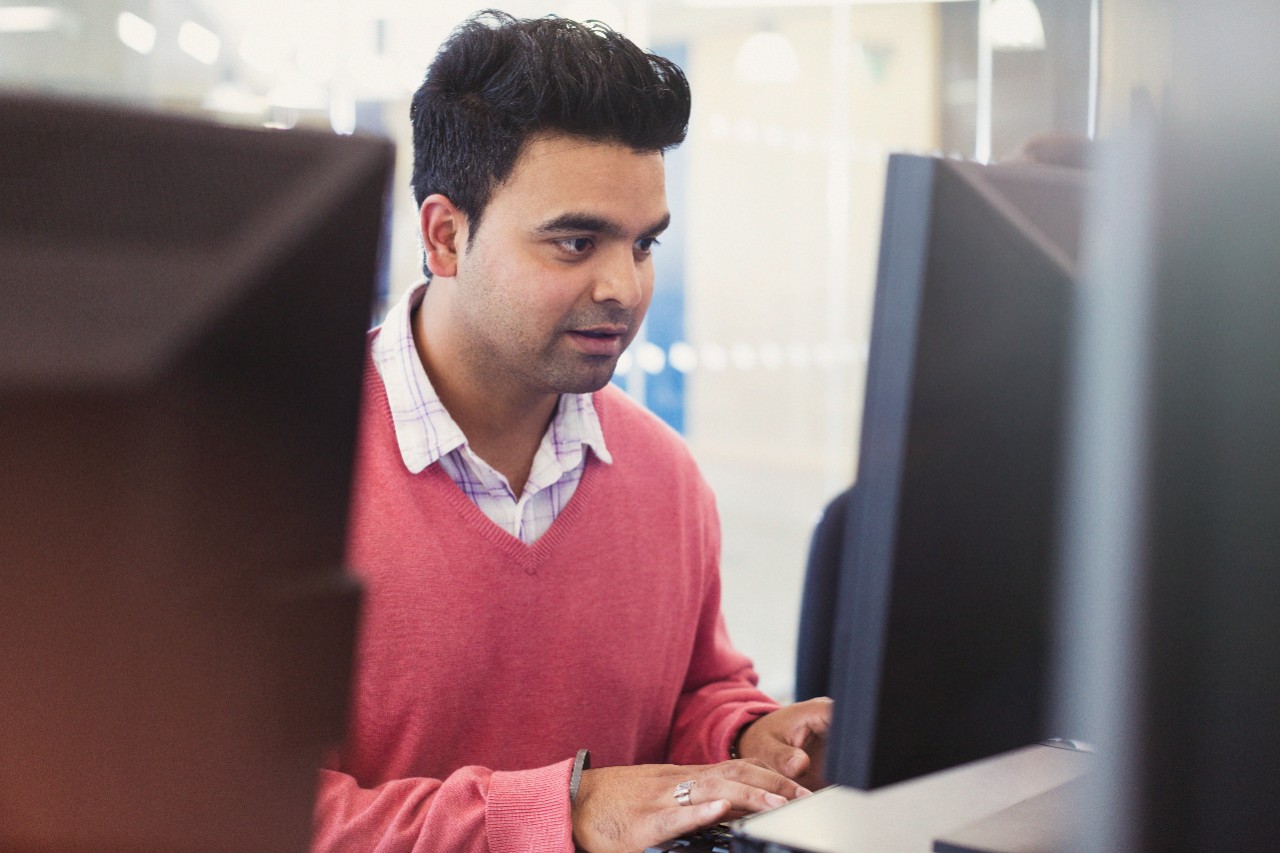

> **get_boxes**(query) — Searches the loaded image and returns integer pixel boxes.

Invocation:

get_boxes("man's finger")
[748,741,810,781]
[684,777,788,814]
[712,759,811,798]
[784,703,833,747]
[780,747,809,778]
[649,799,730,845]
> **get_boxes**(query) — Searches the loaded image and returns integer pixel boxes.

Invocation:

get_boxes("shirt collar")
[371,281,613,474]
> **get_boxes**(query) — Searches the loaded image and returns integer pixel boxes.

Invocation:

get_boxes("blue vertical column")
[643,42,689,433]
[356,100,394,326]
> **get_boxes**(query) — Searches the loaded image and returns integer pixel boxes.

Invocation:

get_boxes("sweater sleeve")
[311,758,576,853]
[666,613,779,766]
[665,494,779,765]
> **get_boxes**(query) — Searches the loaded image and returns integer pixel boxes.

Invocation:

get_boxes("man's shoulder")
[589,384,718,525]
[589,384,715,492]
[592,383,687,453]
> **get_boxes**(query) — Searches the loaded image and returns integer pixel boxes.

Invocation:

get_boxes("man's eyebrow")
[534,212,671,238]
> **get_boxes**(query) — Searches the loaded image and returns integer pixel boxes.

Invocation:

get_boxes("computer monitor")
[0,93,393,851]
[825,153,1086,790]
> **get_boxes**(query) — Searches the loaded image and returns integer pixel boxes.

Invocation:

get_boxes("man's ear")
[419,194,466,278]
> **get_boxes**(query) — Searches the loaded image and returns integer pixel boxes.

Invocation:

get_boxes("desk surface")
[731,743,1090,853]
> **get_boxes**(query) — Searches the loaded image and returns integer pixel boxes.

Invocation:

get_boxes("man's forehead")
[506,134,667,185]
[491,134,669,227]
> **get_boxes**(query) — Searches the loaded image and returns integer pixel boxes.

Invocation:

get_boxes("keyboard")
[644,822,733,852]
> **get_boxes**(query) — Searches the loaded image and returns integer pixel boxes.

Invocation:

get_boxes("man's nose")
[591,246,647,309]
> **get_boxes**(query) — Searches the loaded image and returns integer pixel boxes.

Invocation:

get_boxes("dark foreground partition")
[0,94,393,852]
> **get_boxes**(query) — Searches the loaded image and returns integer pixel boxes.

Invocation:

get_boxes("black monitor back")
[0,94,393,851]
[827,154,1084,790]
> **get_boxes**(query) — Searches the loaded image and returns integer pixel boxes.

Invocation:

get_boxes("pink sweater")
[311,360,778,852]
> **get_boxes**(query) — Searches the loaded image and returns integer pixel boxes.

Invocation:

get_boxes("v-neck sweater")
[311,356,778,852]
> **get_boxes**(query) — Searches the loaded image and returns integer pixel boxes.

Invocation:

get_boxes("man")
[312,12,832,852]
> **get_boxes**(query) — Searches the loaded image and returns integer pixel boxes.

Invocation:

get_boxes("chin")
[554,366,619,395]
[539,350,625,395]
[562,376,616,395]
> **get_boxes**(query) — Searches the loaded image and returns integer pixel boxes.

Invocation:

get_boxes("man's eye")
[556,237,594,254]
[635,237,660,254]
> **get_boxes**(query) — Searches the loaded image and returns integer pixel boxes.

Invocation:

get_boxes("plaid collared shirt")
[370,283,613,544]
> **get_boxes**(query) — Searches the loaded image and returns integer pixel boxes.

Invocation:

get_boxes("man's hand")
[571,759,809,853]
[737,696,833,791]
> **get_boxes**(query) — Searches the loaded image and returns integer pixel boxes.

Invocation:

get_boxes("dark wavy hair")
[409,10,691,267]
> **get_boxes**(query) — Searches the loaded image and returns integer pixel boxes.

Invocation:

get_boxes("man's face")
[449,133,669,399]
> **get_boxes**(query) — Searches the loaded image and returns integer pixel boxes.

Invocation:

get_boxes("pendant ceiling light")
[734,28,801,85]
[990,0,1046,51]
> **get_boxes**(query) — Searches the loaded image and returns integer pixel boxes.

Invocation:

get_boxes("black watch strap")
[570,748,591,803]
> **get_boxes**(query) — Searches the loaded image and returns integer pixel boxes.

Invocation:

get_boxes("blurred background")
[0,0,1172,701]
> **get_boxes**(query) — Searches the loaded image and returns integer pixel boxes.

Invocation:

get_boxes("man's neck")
[412,287,558,498]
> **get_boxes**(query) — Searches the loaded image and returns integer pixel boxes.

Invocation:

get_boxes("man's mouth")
[573,325,627,339]
[568,325,628,355]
